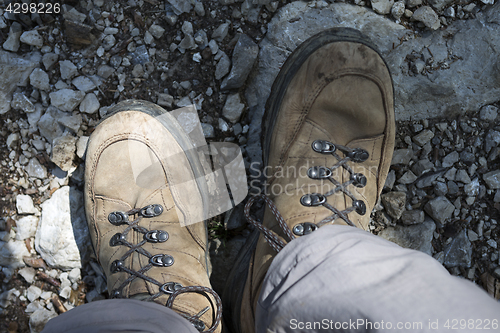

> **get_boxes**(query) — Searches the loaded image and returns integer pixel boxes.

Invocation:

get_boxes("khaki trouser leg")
[256,225,500,333]
[42,299,198,333]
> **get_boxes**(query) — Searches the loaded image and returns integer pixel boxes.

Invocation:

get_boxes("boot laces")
[245,140,369,252]
[107,205,222,333]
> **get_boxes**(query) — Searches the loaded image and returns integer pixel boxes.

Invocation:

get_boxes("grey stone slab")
[379,217,436,255]
[244,1,500,174]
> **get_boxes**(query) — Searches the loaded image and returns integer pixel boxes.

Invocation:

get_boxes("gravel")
[1,0,499,331]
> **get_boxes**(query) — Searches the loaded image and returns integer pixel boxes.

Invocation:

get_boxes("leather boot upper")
[241,35,395,333]
[85,107,221,333]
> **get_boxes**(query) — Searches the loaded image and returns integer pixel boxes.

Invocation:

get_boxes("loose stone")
[381,191,406,220]
[424,196,454,224]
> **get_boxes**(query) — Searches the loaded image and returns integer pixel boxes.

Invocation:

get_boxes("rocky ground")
[0,0,499,332]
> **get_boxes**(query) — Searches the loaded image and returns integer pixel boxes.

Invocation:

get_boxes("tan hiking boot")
[223,28,395,333]
[84,100,221,333]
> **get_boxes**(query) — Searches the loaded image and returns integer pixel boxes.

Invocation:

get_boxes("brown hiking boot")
[223,28,395,333]
[84,100,222,333]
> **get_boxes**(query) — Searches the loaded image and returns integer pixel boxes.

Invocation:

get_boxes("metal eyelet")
[110,233,126,247]
[110,289,122,298]
[150,254,174,267]
[110,260,124,273]
[348,148,369,163]
[300,193,326,207]
[192,319,206,332]
[144,230,169,243]
[140,204,164,218]
[307,166,332,179]
[353,200,366,215]
[351,173,367,188]
[312,140,336,154]
[292,222,318,236]
[108,211,129,225]
[160,282,183,294]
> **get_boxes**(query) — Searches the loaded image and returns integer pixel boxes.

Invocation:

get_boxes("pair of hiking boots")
[84,28,395,333]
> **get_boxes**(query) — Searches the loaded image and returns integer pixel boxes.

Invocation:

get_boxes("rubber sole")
[223,27,389,333]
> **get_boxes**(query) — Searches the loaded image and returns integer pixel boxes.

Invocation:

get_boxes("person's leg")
[42,299,198,333]
[256,225,500,333]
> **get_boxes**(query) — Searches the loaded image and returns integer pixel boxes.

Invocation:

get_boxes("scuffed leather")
[84,110,221,333]
[241,41,395,333]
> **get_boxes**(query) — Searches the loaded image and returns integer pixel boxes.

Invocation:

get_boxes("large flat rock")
[245,1,500,170]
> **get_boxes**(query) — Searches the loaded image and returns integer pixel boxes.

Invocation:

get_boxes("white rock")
[371,0,394,14]
[80,93,100,114]
[40,291,53,300]
[42,53,59,70]
[208,40,219,54]
[0,240,30,268]
[29,308,57,333]
[72,76,97,92]
[76,136,89,158]
[97,46,105,57]
[68,268,81,283]
[59,114,82,133]
[16,194,39,215]
[38,107,66,143]
[18,267,36,284]
[15,215,38,240]
[59,286,72,299]
[391,1,406,19]
[193,52,202,62]
[412,6,440,30]
[11,92,35,113]
[35,186,90,270]
[50,135,77,171]
[26,158,47,179]
[30,68,50,91]
[55,80,70,90]
[201,123,215,138]
[222,93,245,123]
[49,89,85,112]
[3,23,22,52]
[6,133,19,148]
[20,30,44,48]
[25,301,44,313]
[59,60,78,80]
[104,27,119,35]
[144,31,154,44]
[27,104,43,129]
[182,21,194,36]
[219,118,229,132]
[149,24,165,39]
[27,285,42,302]
[102,35,116,50]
